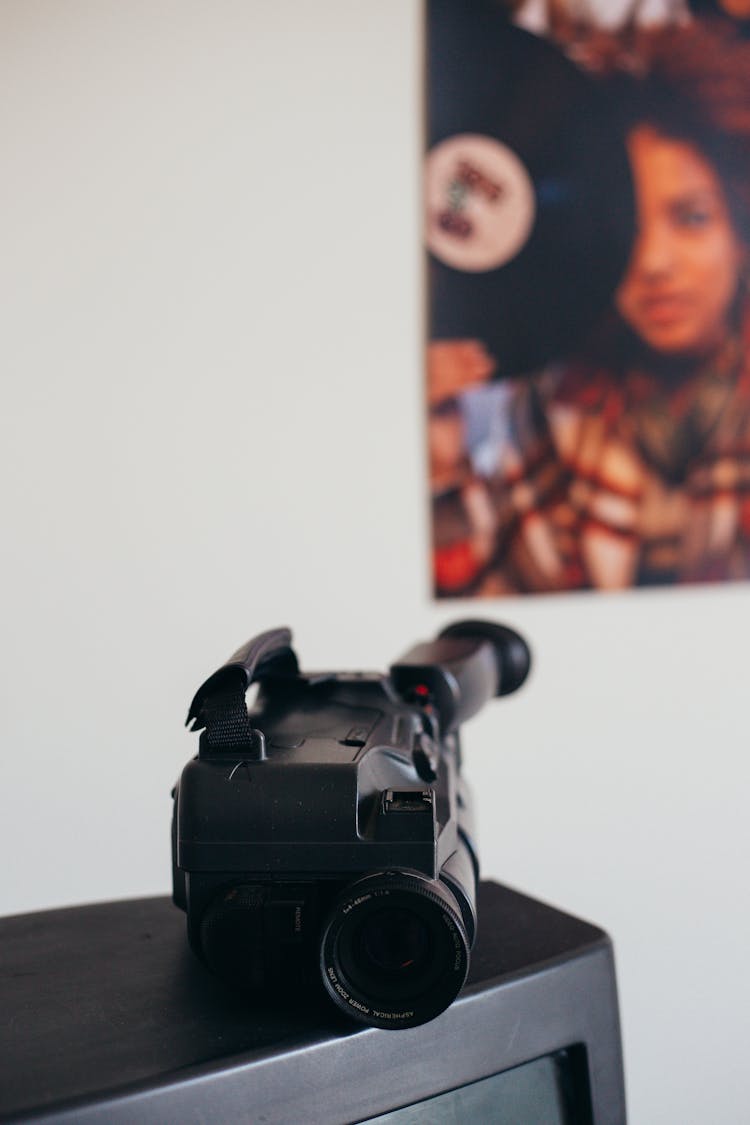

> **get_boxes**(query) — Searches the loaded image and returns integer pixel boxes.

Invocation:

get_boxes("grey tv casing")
[0,882,626,1124]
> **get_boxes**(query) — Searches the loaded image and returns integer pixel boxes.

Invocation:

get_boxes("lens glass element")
[354,907,432,979]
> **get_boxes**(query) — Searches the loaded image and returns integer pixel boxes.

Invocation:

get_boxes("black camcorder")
[172,620,530,1029]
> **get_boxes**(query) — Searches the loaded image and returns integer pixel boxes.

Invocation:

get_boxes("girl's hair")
[609,22,750,241]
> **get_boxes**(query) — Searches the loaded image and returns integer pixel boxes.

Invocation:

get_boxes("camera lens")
[320,872,470,1029]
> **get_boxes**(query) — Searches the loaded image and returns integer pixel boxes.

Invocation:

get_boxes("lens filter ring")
[319,871,470,1030]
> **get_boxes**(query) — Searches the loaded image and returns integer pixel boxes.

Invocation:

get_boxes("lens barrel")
[319,871,471,1029]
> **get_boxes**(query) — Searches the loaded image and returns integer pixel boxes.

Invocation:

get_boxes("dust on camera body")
[172,620,530,1030]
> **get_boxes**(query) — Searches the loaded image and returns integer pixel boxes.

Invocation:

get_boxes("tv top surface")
[0,881,625,1125]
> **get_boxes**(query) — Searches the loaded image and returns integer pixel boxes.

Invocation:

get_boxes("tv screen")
[363,1048,591,1124]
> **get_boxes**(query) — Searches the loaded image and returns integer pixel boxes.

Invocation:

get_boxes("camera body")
[172,621,529,1029]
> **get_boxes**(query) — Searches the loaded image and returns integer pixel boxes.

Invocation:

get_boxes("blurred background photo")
[427,0,750,597]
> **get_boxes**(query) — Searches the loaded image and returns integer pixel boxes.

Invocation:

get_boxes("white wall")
[2,4,748,1123]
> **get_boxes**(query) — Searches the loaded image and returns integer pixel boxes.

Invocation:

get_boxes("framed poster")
[426,0,750,596]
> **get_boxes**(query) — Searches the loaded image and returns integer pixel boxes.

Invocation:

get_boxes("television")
[0,881,625,1123]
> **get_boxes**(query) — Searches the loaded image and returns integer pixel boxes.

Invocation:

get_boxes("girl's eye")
[673,203,713,228]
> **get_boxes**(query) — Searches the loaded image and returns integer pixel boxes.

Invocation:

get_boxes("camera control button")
[268,734,304,750]
[339,726,368,748]
[413,733,439,781]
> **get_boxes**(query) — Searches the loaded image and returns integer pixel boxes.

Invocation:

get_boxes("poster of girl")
[426,1,750,596]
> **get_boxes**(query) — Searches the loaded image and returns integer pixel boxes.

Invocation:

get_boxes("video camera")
[171,620,530,1029]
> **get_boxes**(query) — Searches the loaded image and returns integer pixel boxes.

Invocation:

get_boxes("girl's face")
[615,125,745,359]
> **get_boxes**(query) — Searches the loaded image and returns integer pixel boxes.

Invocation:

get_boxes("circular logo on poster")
[425,134,536,273]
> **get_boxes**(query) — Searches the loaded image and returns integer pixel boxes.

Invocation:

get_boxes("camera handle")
[185,627,299,753]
